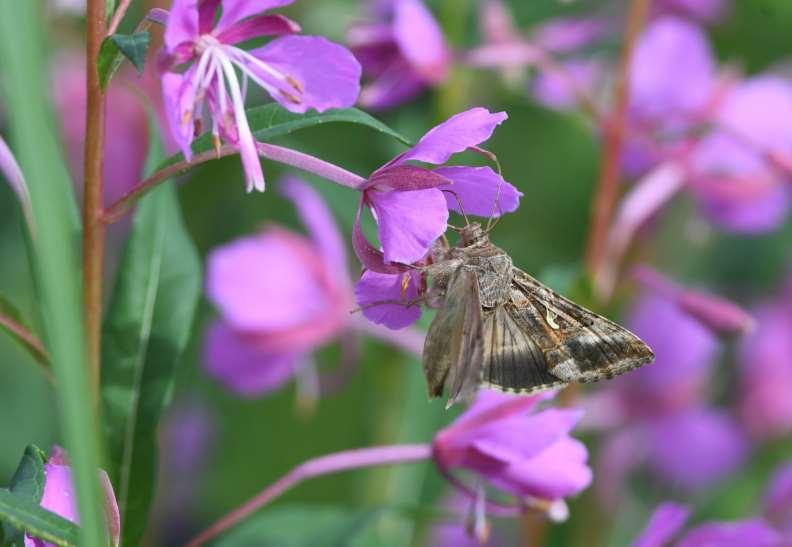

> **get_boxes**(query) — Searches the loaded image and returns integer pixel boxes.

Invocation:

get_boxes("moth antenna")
[442,189,471,226]
[485,176,504,232]
[446,223,464,232]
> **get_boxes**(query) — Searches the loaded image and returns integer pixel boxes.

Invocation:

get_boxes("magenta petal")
[630,17,714,120]
[392,0,449,82]
[399,107,508,166]
[251,35,361,113]
[355,270,422,329]
[360,67,426,110]
[214,14,301,45]
[213,0,294,35]
[164,0,199,52]
[352,199,407,274]
[198,0,220,34]
[678,519,781,547]
[631,503,690,547]
[162,70,197,161]
[434,166,522,217]
[280,177,348,279]
[369,187,448,264]
[203,322,301,396]
[206,232,332,331]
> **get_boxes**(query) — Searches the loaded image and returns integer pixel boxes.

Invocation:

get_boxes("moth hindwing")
[421,223,655,406]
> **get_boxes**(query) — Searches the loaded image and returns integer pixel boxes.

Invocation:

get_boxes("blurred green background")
[2,0,792,545]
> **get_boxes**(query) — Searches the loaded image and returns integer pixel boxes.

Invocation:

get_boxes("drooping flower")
[589,292,747,501]
[433,390,592,514]
[204,177,422,397]
[24,446,120,547]
[352,107,521,329]
[348,0,450,110]
[738,278,792,439]
[160,0,361,192]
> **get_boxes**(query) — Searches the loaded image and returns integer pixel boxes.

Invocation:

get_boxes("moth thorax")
[460,223,488,247]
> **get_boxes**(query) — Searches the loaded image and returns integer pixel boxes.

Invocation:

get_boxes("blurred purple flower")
[204,178,352,395]
[348,0,450,110]
[631,502,782,547]
[160,0,361,192]
[53,53,149,206]
[591,292,748,497]
[689,76,792,233]
[25,446,120,547]
[651,0,730,24]
[204,177,422,397]
[433,390,592,509]
[532,58,604,111]
[738,283,792,439]
[764,462,792,534]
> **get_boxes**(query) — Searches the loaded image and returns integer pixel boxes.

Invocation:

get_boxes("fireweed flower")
[160,0,361,192]
[348,0,450,110]
[587,292,747,502]
[630,502,783,547]
[433,390,592,520]
[204,177,422,397]
[25,446,120,547]
[738,278,792,440]
[353,107,522,329]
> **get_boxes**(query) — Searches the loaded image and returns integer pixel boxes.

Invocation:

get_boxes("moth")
[420,222,655,407]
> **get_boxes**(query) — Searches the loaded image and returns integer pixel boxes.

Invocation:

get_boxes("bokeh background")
[3,0,792,545]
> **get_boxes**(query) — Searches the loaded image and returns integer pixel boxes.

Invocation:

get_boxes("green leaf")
[2,445,48,543]
[0,489,80,547]
[0,297,50,369]
[97,31,151,90]
[0,3,105,546]
[159,105,413,169]
[101,133,201,546]
[214,506,384,547]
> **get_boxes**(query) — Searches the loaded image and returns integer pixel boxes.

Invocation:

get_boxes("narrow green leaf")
[2,445,48,543]
[159,105,413,169]
[101,136,201,546]
[0,297,50,369]
[97,31,151,89]
[214,506,384,547]
[0,490,80,547]
[0,3,105,546]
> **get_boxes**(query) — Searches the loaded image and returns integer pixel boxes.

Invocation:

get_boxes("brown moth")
[421,222,655,407]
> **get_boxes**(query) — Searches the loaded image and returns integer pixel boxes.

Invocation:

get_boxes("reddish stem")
[83,0,107,396]
[584,0,650,282]
[0,312,52,380]
[185,444,432,547]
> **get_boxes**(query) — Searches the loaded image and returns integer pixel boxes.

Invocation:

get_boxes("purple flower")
[160,0,361,192]
[738,283,792,439]
[352,108,521,329]
[433,390,592,507]
[651,0,730,23]
[25,446,120,547]
[204,178,352,395]
[532,58,604,111]
[764,462,792,534]
[54,53,149,206]
[348,0,450,110]
[632,502,782,547]
[592,292,748,497]
[689,76,792,233]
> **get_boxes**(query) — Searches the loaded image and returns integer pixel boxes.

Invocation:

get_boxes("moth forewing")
[422,267,484,405]
[510,269,655,383]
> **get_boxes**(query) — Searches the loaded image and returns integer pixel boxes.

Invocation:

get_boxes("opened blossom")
[160,0,361,192]
[433,390,591,515]
[25,446,120,547]
[349,0,450,109]
[205,177,422,397]
[353,107,522,329]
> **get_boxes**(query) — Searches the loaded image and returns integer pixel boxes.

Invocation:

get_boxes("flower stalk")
[584,0,651,284]
[83,0,108,397]
[185,444,433,547]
